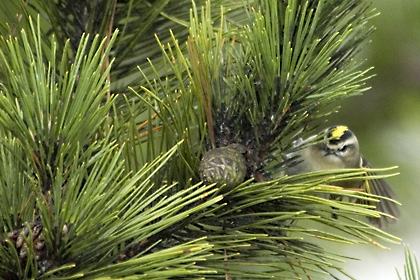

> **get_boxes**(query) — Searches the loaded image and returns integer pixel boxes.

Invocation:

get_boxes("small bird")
[285,125,399,228]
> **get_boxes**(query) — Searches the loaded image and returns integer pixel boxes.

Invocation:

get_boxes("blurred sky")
[327,0,420,279]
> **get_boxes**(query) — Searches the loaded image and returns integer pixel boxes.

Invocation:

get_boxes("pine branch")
[0,16,223,279]
[0,0,253,95]
[134,0,401,278]
[0,0,402,279]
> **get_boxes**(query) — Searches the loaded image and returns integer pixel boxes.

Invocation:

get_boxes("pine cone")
[199,146,247,189]
[2,221,72,276]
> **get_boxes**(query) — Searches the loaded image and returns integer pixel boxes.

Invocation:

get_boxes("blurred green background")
[328,0,420,278]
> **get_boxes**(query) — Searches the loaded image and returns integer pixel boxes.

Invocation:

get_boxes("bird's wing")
[360,157,400,228]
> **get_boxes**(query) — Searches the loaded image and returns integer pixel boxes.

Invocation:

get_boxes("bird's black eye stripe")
[329,139,340,145]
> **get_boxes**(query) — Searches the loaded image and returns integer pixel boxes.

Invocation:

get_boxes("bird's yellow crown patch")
[331,125,348,139]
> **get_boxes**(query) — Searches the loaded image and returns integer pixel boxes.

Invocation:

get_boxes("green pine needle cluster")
[398,246,420,280]
[0,0,401,279]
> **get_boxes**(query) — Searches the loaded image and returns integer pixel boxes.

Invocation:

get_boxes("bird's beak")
[323,145,336,156]
[324,149,334,156]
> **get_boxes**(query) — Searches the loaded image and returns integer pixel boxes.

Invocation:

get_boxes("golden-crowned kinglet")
[285,125,399,228]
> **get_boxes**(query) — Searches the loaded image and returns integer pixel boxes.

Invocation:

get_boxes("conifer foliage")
[0,0,400,279]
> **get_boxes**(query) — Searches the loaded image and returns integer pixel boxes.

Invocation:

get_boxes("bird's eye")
[338,145,348,152]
